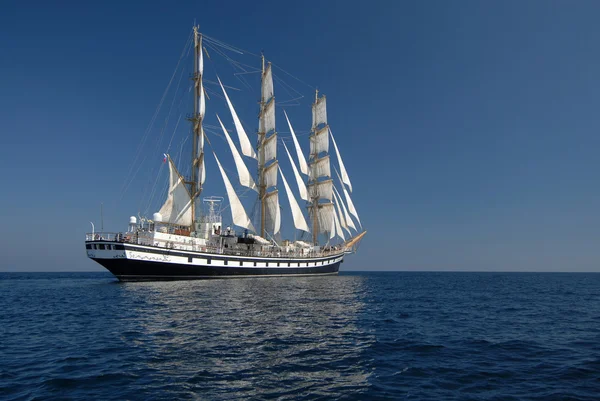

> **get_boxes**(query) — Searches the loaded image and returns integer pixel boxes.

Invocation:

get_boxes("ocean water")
[1,272,599,400]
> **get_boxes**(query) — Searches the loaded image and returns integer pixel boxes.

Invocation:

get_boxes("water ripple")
[1,272,599,400]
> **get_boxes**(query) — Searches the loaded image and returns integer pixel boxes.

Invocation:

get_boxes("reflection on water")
[116,276,375,399]
[6,273,599,400]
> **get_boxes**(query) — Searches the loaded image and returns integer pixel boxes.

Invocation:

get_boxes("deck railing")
[85,232,344,259]
[85,232,122,241]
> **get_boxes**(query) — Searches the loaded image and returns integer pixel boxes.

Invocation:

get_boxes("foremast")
[189,25,206,230]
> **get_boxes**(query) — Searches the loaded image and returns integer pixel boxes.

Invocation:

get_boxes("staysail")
[213,152,255,232]
[329,128,352,192]
[216,114,257,192]
[333,185,356,232]
[282,142,308,201]
[332,197,345,241]
[278,165,310,233]
[335,170,361,228]
[332,189,351,236]
[218,77,257,159]
[284,111,308,176]
[158,156,193,226]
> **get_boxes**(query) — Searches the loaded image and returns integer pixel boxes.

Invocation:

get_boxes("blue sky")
[2,0,600,272]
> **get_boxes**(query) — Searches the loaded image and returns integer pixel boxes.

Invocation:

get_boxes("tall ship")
[85,26,366,281]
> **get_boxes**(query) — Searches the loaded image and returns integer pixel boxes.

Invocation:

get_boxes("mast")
[259,54,266,237]
[258,54,278,238]
[189,25,205,230]
[308,89,332,245]
[311,90,319,244]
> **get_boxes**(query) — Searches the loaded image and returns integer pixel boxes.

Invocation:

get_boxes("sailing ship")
[85,26,366,281]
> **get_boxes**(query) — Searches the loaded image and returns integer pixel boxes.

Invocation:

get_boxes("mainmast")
[189,25,206,230]
[258,54,279,238]
[311,90,319,244]
[258,55,266,236]
[308,89,333,244]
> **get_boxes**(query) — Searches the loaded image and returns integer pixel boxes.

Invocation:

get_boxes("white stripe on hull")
[116,272,339,280]
[87,243,344,269]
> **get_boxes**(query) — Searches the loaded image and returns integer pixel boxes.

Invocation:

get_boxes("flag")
[163,153,167,163]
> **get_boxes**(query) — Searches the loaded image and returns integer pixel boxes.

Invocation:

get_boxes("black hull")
[93,258,341,281]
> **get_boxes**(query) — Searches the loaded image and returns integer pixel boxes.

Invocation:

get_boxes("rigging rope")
[119,30,193,201]
[128,29,327,237]
[143,113,183,216]
[138,62,190,215]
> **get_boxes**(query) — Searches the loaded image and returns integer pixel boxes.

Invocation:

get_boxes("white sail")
[264,161,278,188]
[308,179,333,201]
[310,155,330,180]
[333,185,356,232]
[262,63,273,103]
[197,34,203,75]
[158,156,193,226]
[260,99,276,134]
[218,77,257,159]
[334,169,360,228]
[264,190,281,235]
[199,81,205,118]
[216,114,257,192]
[213,152,255,232]
[198,35,205,118]
[316,203,335,234]
[332,189,350,235]
[329,205,336,240]
[278,165,310,233]
[332,198,345,241]
[196,34,205,186]
[310,126,329,155]
[282,142,308,201]
[197,128,206,186]
[284,111,308,175]
[312,95,327,128]
[330,128,352,192]
[264,133,277,163]
[199,157,205,185]
[344,186,361,228]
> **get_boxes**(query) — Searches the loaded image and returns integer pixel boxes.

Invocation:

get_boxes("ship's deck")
[85,232,346,260]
